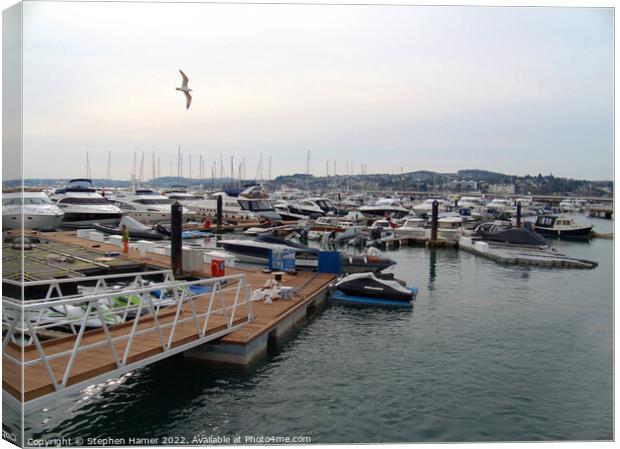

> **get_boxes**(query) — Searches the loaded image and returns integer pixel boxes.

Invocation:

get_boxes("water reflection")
[428,247,437,289]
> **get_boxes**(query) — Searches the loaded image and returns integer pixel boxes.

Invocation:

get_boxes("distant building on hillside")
[488,183,516,195]
[446,180,478,191]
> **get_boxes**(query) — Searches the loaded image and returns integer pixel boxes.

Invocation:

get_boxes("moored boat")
[2,190,64,230]
[220,235,396,273]
[330,272,418,308]
[532,214,593,238]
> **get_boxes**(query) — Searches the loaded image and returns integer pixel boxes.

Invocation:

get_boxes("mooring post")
[216,194,223,231]
[171,201,183,276]
[431,200,439,242]
[516,201,522,228]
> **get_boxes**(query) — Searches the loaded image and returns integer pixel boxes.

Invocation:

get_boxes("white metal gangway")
[2,270,253,409]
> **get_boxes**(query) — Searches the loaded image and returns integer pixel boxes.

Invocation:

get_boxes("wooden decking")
[218,270,334,346]
[28,231,336,344]
[4,231,336,404]
[4,304,248,402]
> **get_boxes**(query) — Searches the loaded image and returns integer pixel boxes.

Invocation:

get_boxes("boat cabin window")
[238,200,274,212]
[58,197,110,205]
[537,216,555,226]
[315,200,333,209]
[134,198,171,205]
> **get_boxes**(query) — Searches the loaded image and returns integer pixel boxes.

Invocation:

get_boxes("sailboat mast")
[86,151,91,180]
[107,150,111,180]
[177,145,181,184]
[139,151,145,184]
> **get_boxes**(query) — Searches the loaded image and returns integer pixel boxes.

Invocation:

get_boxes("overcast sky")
[20,2,613,181]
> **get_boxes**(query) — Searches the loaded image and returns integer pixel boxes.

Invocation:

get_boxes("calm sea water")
[16,214,614,443]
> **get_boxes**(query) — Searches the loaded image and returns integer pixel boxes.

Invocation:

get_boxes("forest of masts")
[85,148,373,190]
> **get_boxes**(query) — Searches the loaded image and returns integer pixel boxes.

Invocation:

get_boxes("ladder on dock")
[2,271,253,409]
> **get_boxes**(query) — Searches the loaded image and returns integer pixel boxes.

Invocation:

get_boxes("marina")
[2,1,614,445]
[2,202,608,414]
[11,215,613,443]
[3,230,336,409]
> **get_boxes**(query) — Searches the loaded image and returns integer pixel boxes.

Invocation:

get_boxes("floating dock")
[458,237,598,269]
[3,231,335,408]
[3,272,252,406]
[588,207,613,219]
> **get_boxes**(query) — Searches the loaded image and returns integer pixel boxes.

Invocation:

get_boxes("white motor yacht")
[412,199,451,217]
[395,217,427,239]
[193,185,282,222]
[290,197,344,218]
[51,179,123,228]
[162,185,205,211]
[559,199,588,213]
[307,217,362,241]
[359,198,410,219]
[486,198,515,214]
[110,188,194,223]
[457,196,485,209]
[2,190,64,230]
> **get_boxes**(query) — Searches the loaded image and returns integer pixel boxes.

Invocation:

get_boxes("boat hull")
[60,212,122,228]
[359,208,410,219]
[532,225,593,238]
[92,223,166,240]
[2,213,62,230]
[329,288,417,308]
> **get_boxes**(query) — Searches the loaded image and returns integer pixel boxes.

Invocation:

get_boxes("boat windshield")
[135,199,171,205]
[3,197,53,206]
[58,197,110,205]
[316,200,333,209]
[238,200,274,212]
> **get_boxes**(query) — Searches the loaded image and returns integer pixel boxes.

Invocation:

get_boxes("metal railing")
[2,271,253,404]
[2,270,177,344]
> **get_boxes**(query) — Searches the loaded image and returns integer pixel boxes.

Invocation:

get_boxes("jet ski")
[330,272,418,308]
[92,215,167,240]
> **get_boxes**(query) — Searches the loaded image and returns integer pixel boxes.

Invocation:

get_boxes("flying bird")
[176,69,192,109]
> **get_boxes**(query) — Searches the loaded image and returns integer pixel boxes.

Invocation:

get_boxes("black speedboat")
[330,272,418,308]
[472,222,547,246]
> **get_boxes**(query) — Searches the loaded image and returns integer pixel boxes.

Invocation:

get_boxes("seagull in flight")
[176,69,192,109]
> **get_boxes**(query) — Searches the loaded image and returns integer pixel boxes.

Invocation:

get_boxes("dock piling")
[516,202,522,228]
[216,195,223,231]
[171,201,183,276]
[431,200,438,242]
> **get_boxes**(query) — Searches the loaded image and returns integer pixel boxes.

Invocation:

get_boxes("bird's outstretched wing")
[179,69,189,88]
[184,91,192,109]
